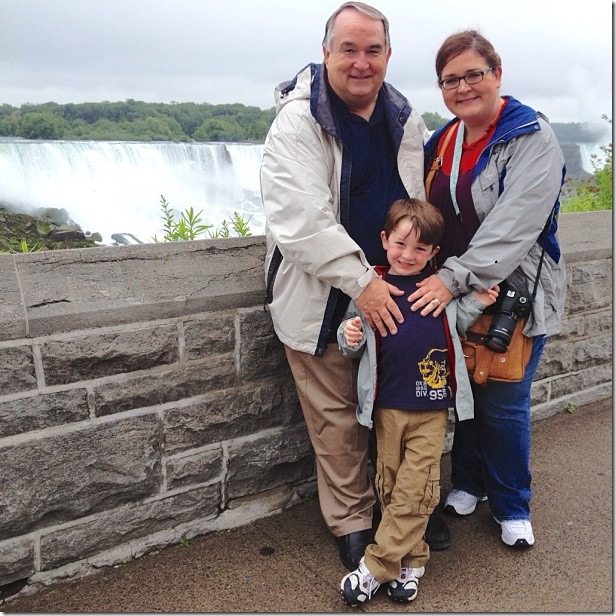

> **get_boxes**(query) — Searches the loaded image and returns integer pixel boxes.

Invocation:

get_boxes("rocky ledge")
[0,206,101,253]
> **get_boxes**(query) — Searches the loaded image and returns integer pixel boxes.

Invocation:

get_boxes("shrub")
[561,116,612,212]
[151,195,252,242]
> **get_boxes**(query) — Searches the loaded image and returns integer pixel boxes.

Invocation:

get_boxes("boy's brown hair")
[383,198,444,247]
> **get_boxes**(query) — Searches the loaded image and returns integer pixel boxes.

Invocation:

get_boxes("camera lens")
[485,313,517,352]
[485,331,510,352]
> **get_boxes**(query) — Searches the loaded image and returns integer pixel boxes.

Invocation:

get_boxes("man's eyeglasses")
[439,68,494,90]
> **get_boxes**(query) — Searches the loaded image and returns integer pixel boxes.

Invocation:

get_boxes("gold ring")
[433,298,441,306]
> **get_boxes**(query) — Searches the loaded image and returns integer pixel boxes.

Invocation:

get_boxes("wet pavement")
[3,397,612,613]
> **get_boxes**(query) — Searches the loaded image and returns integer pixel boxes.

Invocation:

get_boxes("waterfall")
[578,142,608,174]
[0,139,265,244]
[2,138,608,246]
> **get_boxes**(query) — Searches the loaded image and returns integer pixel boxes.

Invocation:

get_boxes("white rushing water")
[578,142,609,174]
[0,138,608,245]
[0,139,265,244]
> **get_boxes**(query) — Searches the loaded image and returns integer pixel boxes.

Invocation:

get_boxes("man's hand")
[355,278,404,337]
[407,274,453,317]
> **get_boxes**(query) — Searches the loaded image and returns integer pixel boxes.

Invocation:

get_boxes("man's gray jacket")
[261,63,427,356]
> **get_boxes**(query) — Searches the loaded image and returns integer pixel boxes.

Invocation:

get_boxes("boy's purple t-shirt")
[374,271,453,411]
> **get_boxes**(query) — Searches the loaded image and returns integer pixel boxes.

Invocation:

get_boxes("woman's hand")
[407,274,453,317]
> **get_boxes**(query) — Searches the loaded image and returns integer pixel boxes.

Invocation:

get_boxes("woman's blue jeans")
[451,335,547,521]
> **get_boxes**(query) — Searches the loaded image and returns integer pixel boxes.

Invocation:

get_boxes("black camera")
[484,280,532,353]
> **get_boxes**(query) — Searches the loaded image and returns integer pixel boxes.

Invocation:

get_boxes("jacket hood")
[274,63,314,110]
[274,62,412,139]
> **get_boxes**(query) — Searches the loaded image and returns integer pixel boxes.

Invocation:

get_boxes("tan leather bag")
[461,315,532,386]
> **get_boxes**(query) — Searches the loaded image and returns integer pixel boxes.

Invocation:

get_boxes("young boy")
[338,198,497,606]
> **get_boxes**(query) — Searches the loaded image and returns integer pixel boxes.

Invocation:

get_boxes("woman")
[409,30,567,548]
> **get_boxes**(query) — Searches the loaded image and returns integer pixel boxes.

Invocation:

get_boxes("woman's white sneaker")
[444,489,488,516]
[495,518,535,548]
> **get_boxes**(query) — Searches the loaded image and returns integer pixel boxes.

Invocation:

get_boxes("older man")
[261,1,449,571]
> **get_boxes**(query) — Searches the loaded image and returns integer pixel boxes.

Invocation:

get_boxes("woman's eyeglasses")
[439,68,495,90]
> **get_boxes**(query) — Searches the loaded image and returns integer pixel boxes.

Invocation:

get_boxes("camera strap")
[449,121,465,218]
[530,247,546,304]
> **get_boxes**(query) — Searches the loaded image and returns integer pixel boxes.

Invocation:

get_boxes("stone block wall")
[0,211,612,598]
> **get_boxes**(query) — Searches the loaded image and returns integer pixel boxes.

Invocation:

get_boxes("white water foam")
[0,139,265,244]
[1,138,608,245]
[578,142,609,174]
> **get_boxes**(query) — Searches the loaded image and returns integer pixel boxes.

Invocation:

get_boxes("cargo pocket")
[374,455,387,508]
[418,461,442,514]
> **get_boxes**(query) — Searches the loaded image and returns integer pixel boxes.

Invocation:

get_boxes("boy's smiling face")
[381,219,439,276]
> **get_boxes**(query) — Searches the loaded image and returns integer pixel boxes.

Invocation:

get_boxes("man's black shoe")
[424,510,451,550]
[372,503,382,531]
[335,529,372,571]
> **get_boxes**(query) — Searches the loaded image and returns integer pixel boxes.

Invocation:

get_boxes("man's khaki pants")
[365,406,447,582]
[284,343,375,537]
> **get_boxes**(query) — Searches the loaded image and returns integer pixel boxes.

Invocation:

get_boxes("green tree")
[194,117,243,141]
[421,111,451,131]
[0,111,20,136]
[18,111,67,139]
[122,116,187,141]
[87,118,128,140]
[64,118,89,139]
[165,102,212,137]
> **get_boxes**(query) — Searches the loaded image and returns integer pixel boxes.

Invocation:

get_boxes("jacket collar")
[276,62,412,141]
[425,96,542,176]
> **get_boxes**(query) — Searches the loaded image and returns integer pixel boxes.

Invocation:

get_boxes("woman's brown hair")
[435,29,501,81]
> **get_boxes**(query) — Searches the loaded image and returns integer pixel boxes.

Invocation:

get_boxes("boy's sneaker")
[494,517,535,548]
[444,489,488,516]
[387,565,425,603]
[340,557,381,606]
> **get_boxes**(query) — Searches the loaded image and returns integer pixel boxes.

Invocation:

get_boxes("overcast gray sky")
[1,0,613,128]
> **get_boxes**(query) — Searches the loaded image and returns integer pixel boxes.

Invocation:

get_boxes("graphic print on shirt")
[374,270,454,411]
[417,347,451,402]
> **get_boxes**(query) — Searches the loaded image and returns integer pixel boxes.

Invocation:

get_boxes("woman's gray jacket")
[424,96,567,338]
[337,292,486,429]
